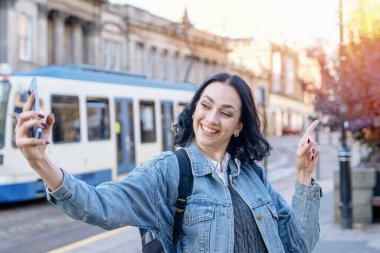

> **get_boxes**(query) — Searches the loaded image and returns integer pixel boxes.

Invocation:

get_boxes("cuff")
[295,178,323,199]
[46,169,74,204]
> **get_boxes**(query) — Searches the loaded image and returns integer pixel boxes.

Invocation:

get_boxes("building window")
[175,102,187,119]
[285,57,295,95]
[149,47,157,78]
[257,86,266,106]
[136,42,145,75]
[173,51,180,81]
[18,13,32,61]
[86,97,110,141]
[51,95,80,143]
[139,101,156,143]
[161,49,168,80]
[104,39,121,70]
[272,52,281,92]
[115,43,121,71]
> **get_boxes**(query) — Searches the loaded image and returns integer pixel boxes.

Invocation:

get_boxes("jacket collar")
[184,141,241,177]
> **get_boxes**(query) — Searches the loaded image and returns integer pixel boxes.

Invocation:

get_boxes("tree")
[314,0,380,166]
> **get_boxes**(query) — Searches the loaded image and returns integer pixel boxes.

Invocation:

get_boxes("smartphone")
[28,77,43,139]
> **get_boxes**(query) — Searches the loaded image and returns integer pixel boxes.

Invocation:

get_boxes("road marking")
[48,226,130,253]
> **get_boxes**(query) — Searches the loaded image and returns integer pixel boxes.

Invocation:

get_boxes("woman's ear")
[237,122,243,132]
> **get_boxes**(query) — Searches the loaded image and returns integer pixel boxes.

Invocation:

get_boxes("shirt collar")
[184,141,242,177]
[184,141,213,176]
[206,152,231,173]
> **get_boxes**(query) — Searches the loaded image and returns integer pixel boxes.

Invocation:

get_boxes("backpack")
[139,151,264,253]
[139,149,193,253]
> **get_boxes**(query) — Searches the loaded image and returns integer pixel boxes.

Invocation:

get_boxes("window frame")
[139,100,157,143]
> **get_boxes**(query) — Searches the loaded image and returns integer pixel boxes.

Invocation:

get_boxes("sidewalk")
[49,132,380,253]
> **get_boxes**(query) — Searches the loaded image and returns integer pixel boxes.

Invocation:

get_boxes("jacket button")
[232,178,237,184]
[258,214,263,221]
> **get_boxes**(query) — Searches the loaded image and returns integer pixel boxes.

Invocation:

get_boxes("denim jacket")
[47,141,322,253]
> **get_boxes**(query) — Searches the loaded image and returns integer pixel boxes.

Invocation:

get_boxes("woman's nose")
[205,110,219,124]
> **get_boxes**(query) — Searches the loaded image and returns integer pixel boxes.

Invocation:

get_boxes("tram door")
[161,101,174,151]
[115,99,135,175]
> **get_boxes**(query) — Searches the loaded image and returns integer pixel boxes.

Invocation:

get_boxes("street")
[1,132,380,253]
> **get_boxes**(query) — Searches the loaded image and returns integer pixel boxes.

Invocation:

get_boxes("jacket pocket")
[183,202,215,225]
[182,202,215,253]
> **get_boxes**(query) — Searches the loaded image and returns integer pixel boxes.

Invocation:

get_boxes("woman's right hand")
[15,92,55,164]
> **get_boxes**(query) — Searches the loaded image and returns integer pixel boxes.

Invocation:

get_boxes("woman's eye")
[201,103,210,109]
[221,112,232,117]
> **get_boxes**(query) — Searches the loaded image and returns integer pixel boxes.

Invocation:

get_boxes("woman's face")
[192,82,243,154]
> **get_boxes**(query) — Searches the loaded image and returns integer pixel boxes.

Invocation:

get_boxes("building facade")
[0,0,318,137]
[0,0,108,71]
[123,6,230,84]
[229,38,320,137]
[0,0,234,85]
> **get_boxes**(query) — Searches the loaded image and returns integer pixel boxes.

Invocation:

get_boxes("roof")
[14,65,197,91]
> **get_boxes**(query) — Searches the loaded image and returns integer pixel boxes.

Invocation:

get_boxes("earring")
[234,132,239,137]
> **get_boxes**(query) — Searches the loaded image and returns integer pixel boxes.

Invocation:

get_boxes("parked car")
[282,126,301,135]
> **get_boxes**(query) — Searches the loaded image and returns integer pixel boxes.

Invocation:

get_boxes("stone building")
[0,0,108,71]
[0,0,236,86]
[122,6,231,84]
[0,0,317,136]
[229,38,319,136]
[228,38,271,132]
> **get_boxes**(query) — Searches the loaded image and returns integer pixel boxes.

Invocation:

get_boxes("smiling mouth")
[201,124,219,134]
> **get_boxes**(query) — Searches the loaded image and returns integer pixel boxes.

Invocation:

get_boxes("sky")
[110,0,340,50]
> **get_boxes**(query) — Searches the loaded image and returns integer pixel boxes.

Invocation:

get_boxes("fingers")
[16,111,45,129]
[312,142,320,162]
[41,113,55,139]
[23,92,35,112]
[15,135,49,148]
[301,120,320,142]
[15,112,55,144]
[16,117,47,136]
[297,137,312,156]
[297,137,320,158]
[45,113,55,126]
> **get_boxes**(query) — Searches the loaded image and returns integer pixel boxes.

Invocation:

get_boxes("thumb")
[42,113,55,140]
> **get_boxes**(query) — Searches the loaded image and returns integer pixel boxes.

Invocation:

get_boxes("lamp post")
[258,86,268,174]
[338,0,353,229]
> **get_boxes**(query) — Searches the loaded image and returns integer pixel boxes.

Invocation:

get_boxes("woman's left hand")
[295,120,320,185]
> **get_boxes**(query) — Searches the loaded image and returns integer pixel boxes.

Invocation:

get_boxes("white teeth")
[202,125,217,134]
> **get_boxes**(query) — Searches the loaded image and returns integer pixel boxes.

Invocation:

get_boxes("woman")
[15,73,322,253]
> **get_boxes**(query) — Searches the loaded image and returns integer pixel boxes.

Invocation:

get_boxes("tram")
[0,64,196,203]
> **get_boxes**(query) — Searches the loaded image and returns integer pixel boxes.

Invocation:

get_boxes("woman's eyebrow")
[202,95,236,111]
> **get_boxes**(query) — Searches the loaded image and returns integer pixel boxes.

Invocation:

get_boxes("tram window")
[86,97,110,141]
[139,101,156,143]
[175,102,187,118]
[51,95,80,143]
[161,102,174,151]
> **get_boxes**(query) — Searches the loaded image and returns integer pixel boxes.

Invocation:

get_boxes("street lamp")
[338,105,353,229]
[338,0,353,229]
[257,86,268,174]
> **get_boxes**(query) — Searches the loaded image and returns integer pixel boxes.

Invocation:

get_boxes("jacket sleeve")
[261,167,322,253]
[46,152,179,236]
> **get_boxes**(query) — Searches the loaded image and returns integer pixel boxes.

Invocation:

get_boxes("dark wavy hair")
[174,72,271,162]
